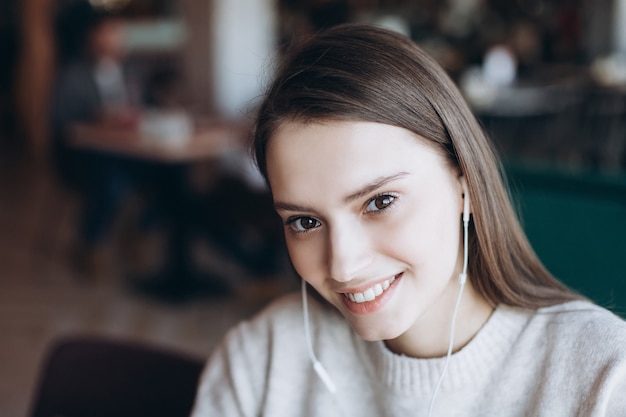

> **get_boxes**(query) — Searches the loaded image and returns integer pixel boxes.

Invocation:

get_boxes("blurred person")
[51,2,149,276]
[54,3,138,130]
[509,20,542,76]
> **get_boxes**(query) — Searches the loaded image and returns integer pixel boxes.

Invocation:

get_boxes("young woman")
[191,24,626,416]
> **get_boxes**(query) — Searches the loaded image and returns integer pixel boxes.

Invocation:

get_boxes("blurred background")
[1,0,625,415]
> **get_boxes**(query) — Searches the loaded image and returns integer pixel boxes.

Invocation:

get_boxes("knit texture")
[191,293,626,417]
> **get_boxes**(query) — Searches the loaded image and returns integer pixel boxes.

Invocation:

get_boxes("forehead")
[266,120,454,199]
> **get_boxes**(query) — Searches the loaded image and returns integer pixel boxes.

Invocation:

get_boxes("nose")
[327,221,372,282]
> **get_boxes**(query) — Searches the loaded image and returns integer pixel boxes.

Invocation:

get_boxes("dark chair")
[29,335,206,417]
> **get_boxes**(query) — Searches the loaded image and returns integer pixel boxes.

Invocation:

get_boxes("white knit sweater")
[191,293,626,416]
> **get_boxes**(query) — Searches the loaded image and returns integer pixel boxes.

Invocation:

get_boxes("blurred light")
[89,0,132,12]
[591,53,626,87]
[124,19,187,52]
[483,45,517,87]
[369,15,410,37]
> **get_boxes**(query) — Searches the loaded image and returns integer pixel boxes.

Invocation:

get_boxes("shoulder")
[203,292,350,392]
[223,292,345,349]
[535,301,626,338]
[526,302,626,414]
[518,300,626,359]
[58,61,93,83]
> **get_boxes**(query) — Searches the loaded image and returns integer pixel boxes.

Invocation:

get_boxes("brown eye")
[290,217,321,232]
[366,194,396,212]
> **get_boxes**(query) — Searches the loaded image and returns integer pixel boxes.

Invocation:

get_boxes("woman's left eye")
[365,194,397,212]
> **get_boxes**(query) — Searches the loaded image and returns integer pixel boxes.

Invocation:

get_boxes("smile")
[344,275,398,303]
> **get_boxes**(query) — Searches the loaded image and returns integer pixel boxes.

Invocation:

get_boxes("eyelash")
[284,192,399,235]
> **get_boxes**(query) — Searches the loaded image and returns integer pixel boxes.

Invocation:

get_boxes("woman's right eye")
[287,217,321,233]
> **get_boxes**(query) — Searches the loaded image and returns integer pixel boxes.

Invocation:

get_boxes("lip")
[340,272,402,315]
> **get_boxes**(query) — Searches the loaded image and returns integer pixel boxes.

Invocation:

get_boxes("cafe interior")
[1,0,625,415]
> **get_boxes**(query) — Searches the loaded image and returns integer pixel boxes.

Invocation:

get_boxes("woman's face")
[267,120,471,353]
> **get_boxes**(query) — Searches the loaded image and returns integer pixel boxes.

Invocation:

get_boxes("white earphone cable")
[302,280,337,394]
[426,216,469,417]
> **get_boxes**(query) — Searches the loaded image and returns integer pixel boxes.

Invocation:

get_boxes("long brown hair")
[253,23,579,309]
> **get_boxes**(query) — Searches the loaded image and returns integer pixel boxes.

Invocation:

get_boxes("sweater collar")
[355,304,532,396]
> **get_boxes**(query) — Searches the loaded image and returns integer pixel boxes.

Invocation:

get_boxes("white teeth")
[373,284,383,297]
[345,276,397,304]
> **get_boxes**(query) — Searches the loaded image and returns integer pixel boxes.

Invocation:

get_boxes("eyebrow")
[344,172,409,203]
[273,172,410,212]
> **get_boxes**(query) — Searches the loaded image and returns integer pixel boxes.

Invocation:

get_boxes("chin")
[348,319,405,342]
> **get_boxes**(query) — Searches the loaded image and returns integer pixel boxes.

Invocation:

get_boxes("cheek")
[382,203,460,269]
[424,211,462,274]
[285,236,325,284]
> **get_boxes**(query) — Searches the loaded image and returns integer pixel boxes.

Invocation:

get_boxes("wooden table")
[69,120,248,163]
[68,119,251,301]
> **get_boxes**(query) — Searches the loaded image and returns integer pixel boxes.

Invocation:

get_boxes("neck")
[384,278,494,358]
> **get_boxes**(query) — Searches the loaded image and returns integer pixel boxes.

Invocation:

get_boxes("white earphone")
[302,279,337,393]
[458,176,471,285]
[427,176,471,416]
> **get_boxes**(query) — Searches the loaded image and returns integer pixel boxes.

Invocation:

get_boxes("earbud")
[460,176,470,223]
[458,176,470,286]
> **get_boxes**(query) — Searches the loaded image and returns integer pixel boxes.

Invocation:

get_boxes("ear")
[459,176,471,222]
